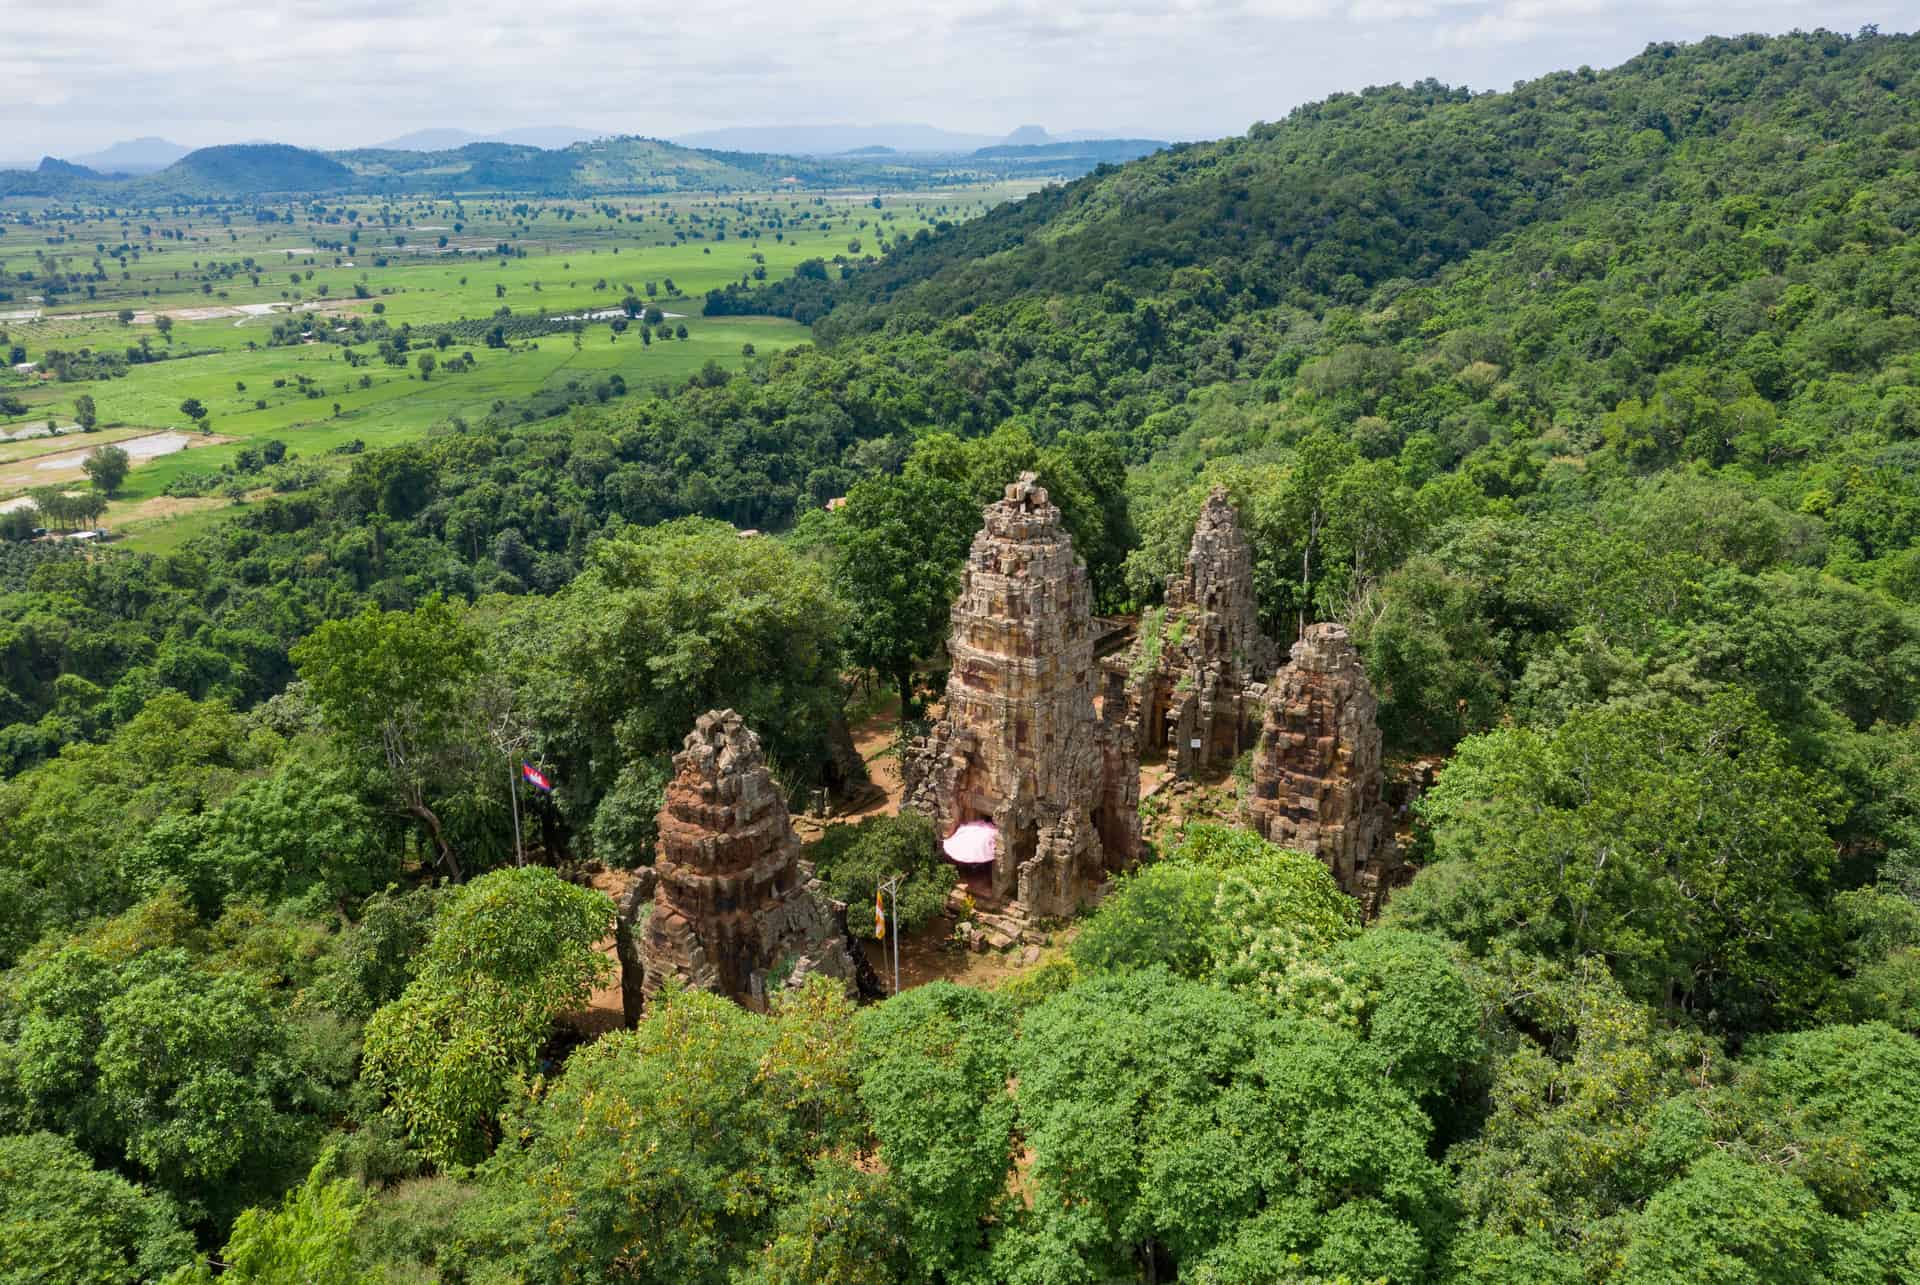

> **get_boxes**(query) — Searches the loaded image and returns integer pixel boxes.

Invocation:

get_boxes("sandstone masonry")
[1245,623,1404,912]
[1105,486,1277,778]
[642,709,855,1009]
[904,474,1140,919]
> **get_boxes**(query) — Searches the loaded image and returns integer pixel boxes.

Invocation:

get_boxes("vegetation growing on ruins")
[2,27,1920,1283]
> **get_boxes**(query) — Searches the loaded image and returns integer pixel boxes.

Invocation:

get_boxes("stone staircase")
[947,886,1031,951]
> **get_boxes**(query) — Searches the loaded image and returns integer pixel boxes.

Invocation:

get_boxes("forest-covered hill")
[0,131,1147,200]
[1,28,1918,1284]
[0,136,927,198]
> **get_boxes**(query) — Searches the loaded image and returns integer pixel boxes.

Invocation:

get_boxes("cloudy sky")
[8,0,1919,157]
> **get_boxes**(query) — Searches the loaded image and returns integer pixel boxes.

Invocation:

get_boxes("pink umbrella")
[943,821,998,866]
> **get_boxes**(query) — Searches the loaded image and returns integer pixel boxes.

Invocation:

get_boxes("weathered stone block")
[1245,623,1405,913]
[904,474,1140,919]
[642,709,856,1010]
[1105,486,1277,779]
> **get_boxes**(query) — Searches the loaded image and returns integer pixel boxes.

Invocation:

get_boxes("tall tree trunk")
[615,875,655,1029]
[406,802,462,881]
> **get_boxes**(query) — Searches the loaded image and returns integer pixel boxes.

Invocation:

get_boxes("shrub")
[806,812,953,940]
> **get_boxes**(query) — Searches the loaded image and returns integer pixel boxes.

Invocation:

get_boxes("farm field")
[0,182,1040,546]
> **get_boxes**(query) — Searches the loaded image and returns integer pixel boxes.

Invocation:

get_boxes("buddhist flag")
[521,763,553,792]
[874,889,886,939]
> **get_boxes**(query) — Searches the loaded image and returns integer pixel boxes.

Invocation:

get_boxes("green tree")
[1070,827,1360,995]
[0,1132,195,1284]
[73,393,97,431]
[855,983,1017,1280]
[81,443,130,496]
[291,598,485,879]
[1007,970,1448,1281]
[739,1160,912,1285]
[1319,457,1419,614]
[361,867,613,1164]
[507,521,847,862]
[93,964,316,1197]
[1621,1153,1840,1285]
[307,883,447,1021]
[471,980,860,1283]
[163,1160,366,1285]
[1069,859,1224,979]
[805,812,952,940]
[1399,692,1842,1033]
[4,896,346,1224]
[119,758,391,916]
[0,696,261,966]
[1444,955,1715,1278]
[1728,1022,1920,1211]
[829,471,976,716]
[1270,927,1484,1106]
[1348,555,1506,747]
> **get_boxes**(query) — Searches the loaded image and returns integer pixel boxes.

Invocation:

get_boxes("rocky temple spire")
[641,709,855,1009]
[904,473,1140,921]
[1244,623,1403,913]
[1170,486,1276,671]
[1105,485,1277,778]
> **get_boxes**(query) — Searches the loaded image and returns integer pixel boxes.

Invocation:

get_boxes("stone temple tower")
[1105,486,1278,778]
[904,474,1140,919]
[642,709,855,1010]
[1245,623,1404,914]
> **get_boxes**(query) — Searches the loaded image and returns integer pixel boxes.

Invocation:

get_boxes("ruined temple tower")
[1245,623,1403,912]
[641,709,855,1009]
[1105,486,1278,778]
[904,474,1140,919]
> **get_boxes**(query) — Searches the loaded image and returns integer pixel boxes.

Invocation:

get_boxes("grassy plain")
[0,184,1039,547]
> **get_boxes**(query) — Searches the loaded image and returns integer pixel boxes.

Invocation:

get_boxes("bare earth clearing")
[566,697,1062,1034]
[0,429,221,491]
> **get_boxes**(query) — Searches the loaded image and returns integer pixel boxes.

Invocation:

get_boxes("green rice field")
[0,183,1040,547]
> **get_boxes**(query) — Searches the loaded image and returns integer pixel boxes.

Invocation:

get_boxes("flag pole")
[879,874,902,995]
[879,872,902,991]
[508,758,524,866]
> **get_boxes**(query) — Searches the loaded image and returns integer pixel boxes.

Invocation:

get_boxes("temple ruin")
[903,474,1140,921]
[1105,486,1278,778]
[641,709,856,1009]
[1245,623,1404,912]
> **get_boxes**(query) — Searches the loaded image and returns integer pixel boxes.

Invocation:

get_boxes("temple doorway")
[943,820,999,900]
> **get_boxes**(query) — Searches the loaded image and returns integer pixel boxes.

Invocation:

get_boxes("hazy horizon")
[10,1,1917,160]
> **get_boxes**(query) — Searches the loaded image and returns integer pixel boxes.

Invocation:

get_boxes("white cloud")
[1432,0,1876,49]
[4,0,1917,157]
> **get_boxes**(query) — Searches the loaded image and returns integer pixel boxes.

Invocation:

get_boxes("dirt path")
[846,704,904,818]
[561,693,1075,1038]
[861,914,1070,994]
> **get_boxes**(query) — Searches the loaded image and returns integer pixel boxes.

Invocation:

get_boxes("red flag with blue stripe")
[521,763,553,792]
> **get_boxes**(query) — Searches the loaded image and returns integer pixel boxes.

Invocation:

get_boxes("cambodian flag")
[521,763,553,792]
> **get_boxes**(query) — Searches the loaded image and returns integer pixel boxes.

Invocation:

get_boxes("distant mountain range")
[67,136,192,173]
[370,126,601,152]
[0,129,1169,201]
[671,123,1133,155]
[23,122,1150,176]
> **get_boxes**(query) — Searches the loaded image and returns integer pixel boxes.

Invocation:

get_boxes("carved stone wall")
[1245,623,1403,911]
[642,709,855,1009]
[904,474,1140,918]
[1105,487,1277,777]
